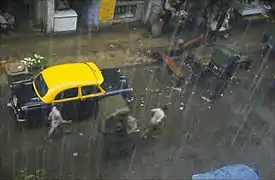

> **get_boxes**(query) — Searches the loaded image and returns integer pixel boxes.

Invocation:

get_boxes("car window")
[34,74,48,97]
[55,88,78,100]
[81,85,101,96]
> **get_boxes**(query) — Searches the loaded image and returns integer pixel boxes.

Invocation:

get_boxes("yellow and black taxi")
[8,62,134,122]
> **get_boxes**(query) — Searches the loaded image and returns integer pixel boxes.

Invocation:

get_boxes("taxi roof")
[41,62,104,89]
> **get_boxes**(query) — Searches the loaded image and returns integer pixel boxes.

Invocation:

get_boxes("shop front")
[53,0,78,32]
[36,0,146,34]
[34,0,78,33]
[99,0,145,23]
[232,0,271,19]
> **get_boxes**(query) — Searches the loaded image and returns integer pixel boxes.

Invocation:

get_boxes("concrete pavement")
[0,23,171,69]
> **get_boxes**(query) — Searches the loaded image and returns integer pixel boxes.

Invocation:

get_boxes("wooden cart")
[94,95,137,165]
[4,59,33,86]
[156,34,205,86]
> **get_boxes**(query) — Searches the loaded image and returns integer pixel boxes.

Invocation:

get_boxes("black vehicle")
[195,45,240,102]
[7,62,134,124]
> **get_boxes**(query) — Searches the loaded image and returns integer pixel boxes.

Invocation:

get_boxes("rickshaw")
[192,45,241,102]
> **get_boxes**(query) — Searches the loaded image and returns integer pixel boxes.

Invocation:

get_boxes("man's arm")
[58,116,71,123]
[55,111,72,123]
[159,113,165,120]
[48,111,52,121]
[61,119,72,123]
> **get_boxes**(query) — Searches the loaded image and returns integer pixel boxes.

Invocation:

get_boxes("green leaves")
[16,168,41,180]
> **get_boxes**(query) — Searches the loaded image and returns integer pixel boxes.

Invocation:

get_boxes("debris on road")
[171,87,182,92]
[109,43,115,49]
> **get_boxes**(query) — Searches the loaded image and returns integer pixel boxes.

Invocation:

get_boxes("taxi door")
[78,85,103,120]
[53,87,80,120]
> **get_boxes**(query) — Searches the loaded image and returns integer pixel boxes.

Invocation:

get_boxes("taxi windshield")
[34,74,48,97]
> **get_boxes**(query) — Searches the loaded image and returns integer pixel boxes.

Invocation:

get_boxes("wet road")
[0,54,275,179]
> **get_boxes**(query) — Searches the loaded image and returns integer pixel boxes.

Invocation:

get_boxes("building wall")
[45,0,55,34]
[34,0,47,27]
[144,0,162,23]
[32,0,54,33]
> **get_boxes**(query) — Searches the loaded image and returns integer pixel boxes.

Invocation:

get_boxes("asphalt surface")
[0,54,275,179]
[1,20,275,179]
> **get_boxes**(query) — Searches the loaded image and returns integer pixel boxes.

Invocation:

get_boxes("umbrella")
[192,164,259,180]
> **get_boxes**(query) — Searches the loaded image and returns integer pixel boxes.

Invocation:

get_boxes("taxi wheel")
[14,121,25,132]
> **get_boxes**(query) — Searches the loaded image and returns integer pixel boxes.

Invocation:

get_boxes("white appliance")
[53,9,78,32]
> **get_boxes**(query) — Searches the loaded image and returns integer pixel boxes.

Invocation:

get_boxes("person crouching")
[143,105,168,139]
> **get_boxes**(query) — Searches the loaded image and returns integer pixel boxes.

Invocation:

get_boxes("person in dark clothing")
[162,0,176,33]
[205,0,231,44]
[163,0,186,35]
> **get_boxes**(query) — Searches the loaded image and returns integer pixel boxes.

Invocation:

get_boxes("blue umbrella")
[192,164,259,180]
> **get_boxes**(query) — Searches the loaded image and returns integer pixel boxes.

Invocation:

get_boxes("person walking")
[45,104,72,141]
[143,105,168,139]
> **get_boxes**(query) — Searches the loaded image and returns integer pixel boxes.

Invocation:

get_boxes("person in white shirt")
[45,104,72,141]
[143,105,168,139]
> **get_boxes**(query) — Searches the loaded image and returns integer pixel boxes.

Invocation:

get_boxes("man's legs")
[45,124,59,141]
[60,123,72,134]
[143,123,162,139]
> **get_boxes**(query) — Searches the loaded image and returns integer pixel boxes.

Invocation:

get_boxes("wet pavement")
[0,23,170,69]
[1,22,275,179]
[0,57,275,179]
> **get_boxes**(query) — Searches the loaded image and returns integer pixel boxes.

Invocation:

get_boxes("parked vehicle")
[195,45,240,102]
[8,62,134,123]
